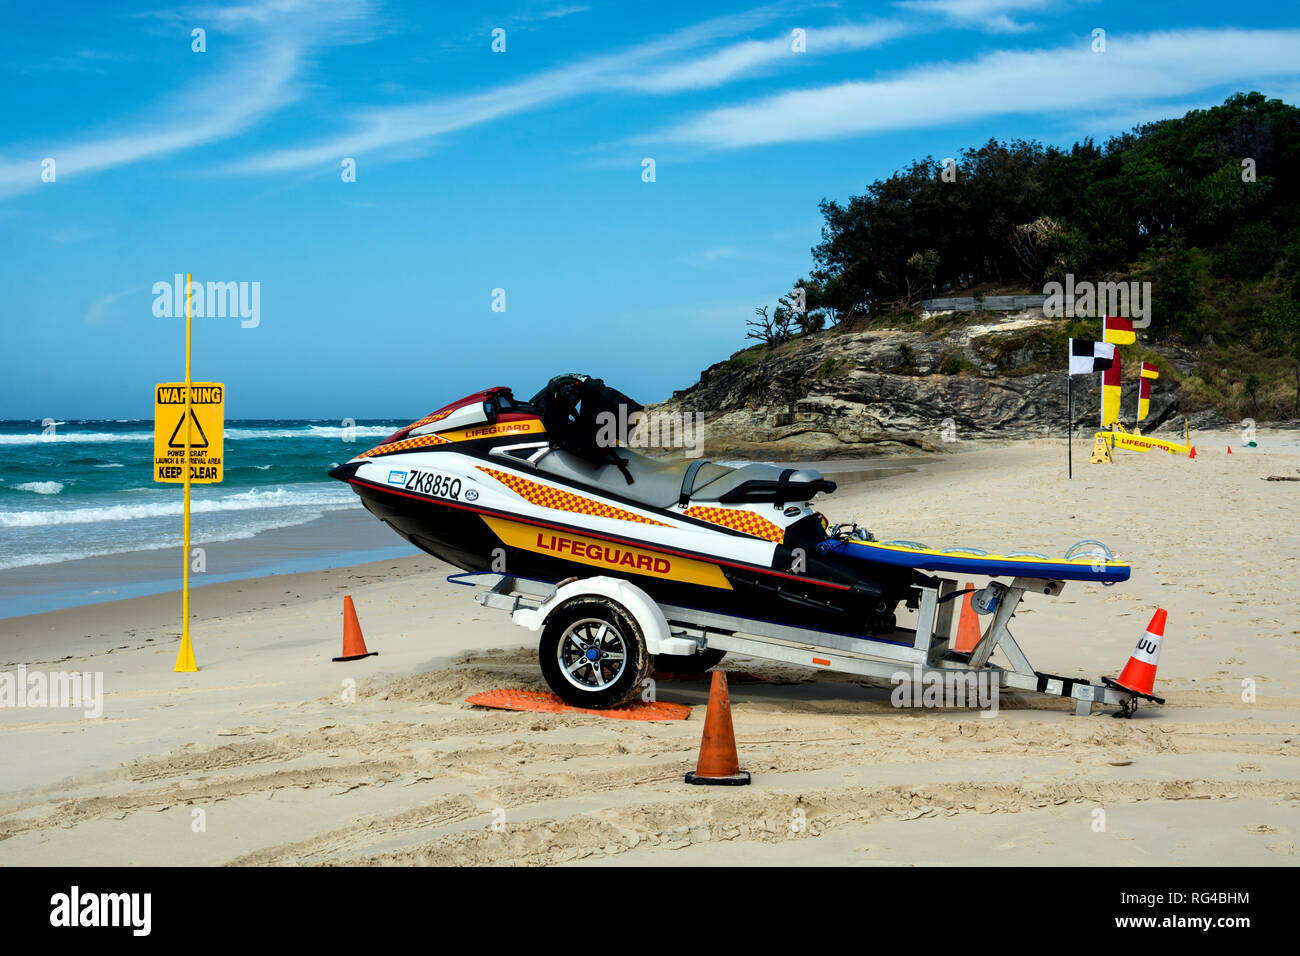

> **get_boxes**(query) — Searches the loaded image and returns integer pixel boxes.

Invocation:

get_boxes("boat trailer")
[456,571,1154,717]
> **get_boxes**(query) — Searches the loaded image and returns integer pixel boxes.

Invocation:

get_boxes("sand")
[1,432,1297,866]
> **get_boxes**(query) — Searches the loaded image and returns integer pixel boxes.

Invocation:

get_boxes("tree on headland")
[797,275,852,329]
[796,92,1299,337]
[1253,298,1300,415]
[748,285,831,344]
[902,249,940,308]
[746,305,790,346]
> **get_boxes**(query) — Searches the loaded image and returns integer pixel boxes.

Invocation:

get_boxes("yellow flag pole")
[175,273,198,672]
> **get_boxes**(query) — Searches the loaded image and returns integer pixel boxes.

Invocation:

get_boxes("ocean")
[0,422,918,619]
[0,419,419,616]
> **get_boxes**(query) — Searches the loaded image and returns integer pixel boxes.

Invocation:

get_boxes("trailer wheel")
[654,648,727,674]
[539,597,651,708]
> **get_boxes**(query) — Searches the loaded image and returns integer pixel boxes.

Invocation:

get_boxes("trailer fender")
[514,576,698,657]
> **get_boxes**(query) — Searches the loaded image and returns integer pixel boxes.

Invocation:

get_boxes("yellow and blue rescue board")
[825,539,1131,584]
[1093,420,1193,458]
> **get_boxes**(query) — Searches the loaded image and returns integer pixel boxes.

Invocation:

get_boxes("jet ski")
[329,374,1130,643]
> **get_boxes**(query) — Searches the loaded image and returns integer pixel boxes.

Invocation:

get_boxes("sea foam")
[13,481,65,495]
[0,485,356,528]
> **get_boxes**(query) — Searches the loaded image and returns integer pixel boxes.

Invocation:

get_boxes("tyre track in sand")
[315,778,1300,866]
[2,654,1296,863]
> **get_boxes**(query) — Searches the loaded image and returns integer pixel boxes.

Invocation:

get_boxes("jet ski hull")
[330,380,1128,639]
[332,454,919,637]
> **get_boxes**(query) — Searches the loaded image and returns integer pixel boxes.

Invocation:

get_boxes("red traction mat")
[465,688,692,721]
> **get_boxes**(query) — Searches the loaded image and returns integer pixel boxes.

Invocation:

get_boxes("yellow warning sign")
[154,382,224,483]
[1088,435,1113,464]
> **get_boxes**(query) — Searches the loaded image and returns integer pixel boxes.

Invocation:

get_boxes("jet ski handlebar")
[716,477,837,504]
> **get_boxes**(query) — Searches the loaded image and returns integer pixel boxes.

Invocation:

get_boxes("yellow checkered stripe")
[684,506,785,542]
[407,407,456,430]
[477,467,670,526]
[360,433,450,458]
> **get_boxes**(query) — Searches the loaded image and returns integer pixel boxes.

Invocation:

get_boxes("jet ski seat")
[532,448,730,509]
[532,448,834,510]
[688,463,835,504]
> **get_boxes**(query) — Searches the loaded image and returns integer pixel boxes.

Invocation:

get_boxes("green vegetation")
[815,355,852,379]
[722,344,770,371]
[761,92,1300,419]
[803,93,1298,323]
[938,352,975,376]
[895,342,917,373]
[970,319,1095,374]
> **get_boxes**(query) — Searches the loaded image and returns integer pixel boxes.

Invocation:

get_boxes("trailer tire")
[539,597,652,709]
[654,648,727,674]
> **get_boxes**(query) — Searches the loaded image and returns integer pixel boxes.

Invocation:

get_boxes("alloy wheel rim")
[556,618,628,692]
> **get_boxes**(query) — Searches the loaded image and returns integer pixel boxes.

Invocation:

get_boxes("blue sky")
[2,0,1298,419]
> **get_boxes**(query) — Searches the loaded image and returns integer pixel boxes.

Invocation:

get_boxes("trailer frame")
[456,571,1147,717]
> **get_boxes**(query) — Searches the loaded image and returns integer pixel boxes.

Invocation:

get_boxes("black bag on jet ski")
[530,373,642,463]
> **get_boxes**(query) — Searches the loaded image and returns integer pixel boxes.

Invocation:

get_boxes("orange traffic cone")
[685,671,750,786]
[952,581,981,654]
[1189,446,1197,459]
[333,595,378,662]
[1103,609,1166,703]
[1227,446,1232,454]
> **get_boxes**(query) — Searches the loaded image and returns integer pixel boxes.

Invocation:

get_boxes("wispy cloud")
[0,0,373,198]
[897,0,1061,34]
[433,4,594,53]
[228,12,908,174]
[84,288,135,325]
[654,28,1300,149]
[617,21,910,94]
[681,243,803,266]
[511,4,592,25]
[4,46,137,76]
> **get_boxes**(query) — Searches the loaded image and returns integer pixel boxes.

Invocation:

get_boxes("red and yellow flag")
[1137,361,1158,421]
[1102,315,1136,345]
[1101,347,1122,425]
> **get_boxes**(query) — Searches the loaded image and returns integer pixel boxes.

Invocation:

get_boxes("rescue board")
[826,538,1131,583]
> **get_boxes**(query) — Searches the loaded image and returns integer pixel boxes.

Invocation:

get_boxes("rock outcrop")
[646,312,1209,457]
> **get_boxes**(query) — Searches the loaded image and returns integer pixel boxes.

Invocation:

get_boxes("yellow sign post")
[153,274,224,672]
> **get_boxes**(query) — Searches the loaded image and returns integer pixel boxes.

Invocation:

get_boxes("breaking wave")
[0,424,398,445]
[0,432,151,445]
[224,425,397,440]
[13,481,65,495]
[0,485,357,528]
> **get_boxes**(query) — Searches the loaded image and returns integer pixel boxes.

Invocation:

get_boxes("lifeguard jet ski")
[331,374,1140,711]
[330,374,936,636]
